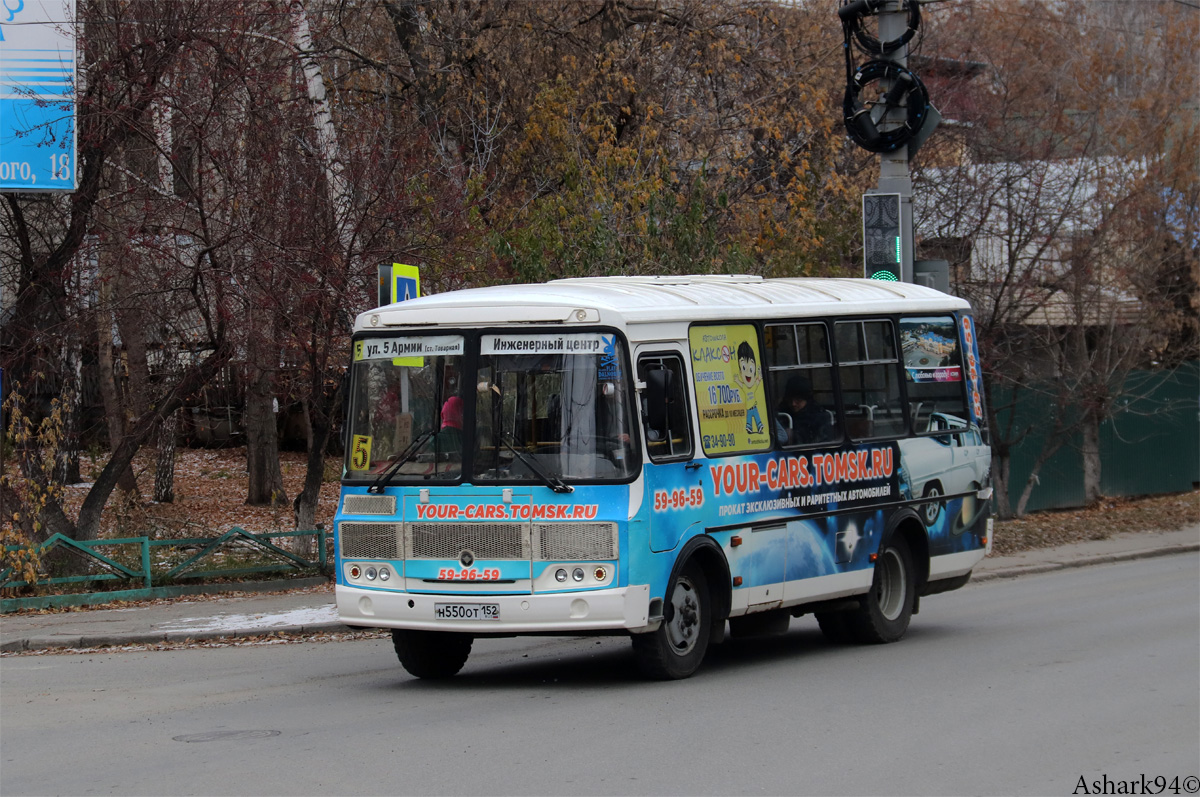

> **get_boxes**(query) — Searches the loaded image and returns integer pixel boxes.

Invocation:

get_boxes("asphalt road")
[2,554,1197,796]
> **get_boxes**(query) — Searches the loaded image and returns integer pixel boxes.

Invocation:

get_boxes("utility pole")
[873,4,914,284]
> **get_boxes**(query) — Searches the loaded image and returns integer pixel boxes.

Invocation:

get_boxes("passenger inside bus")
[432,395,463,453]
[775,374,834,446]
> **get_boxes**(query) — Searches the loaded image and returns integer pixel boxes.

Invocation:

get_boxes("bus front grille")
[339,522,401,559]
[406,522,530,560]
[533,522,618,561]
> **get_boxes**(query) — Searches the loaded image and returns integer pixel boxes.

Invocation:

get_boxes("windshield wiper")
[500,434,573,494]
[367,429,436,494]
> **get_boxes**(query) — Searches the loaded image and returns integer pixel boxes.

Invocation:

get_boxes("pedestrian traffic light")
[863,193,902,282]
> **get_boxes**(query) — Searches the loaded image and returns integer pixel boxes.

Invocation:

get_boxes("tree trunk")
[990,451,1014,520]
[244,360,287,507]
[1081,414,1102,505]
[94,302,139,496]
[55,341,83,485]
[1014,432,1068,517]
[154,408,179,504]
[290,2,353,248]
[292,415,331,558]
[301,396,315,453]
[120,299,150,418]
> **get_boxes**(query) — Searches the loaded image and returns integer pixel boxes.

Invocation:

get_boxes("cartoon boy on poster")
[736,340,764,435]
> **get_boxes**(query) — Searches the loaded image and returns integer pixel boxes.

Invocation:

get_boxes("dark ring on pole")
[843,60,929,153]
[839,0,921,55]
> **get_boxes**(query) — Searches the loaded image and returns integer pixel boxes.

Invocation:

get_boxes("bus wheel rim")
[666,576,700,655]
[877,548,907,621]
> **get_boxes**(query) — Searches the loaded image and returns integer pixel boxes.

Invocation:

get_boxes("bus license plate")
[434,603,500,621]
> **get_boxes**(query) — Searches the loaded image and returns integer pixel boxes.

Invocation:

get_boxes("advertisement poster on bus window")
[688,324,771,456]
[899,317,962,383]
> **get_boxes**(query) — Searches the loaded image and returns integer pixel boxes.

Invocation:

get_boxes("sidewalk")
[2,525,1196,653]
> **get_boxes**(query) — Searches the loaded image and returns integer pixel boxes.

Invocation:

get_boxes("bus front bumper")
[336,583,653,634]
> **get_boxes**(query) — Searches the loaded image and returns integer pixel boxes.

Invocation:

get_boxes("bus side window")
[637,354,694,462]
[835,319,907,439]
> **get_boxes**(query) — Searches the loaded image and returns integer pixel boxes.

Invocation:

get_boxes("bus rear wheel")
[392,630,473,679]
[632,560,711,680]
[851,535,915,644]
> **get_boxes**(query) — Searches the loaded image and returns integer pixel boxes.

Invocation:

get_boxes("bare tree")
[914,0,1197,515]
[0,1,261,541]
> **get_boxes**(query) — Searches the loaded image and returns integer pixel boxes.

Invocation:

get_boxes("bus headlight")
[365,567,377,581]
[555,568,568,582]
[379,567,391,581]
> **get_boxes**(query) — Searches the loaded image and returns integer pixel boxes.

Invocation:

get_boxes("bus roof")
[355,275,970,332]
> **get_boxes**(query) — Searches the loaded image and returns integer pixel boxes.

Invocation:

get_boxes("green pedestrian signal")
[863,193,903,282]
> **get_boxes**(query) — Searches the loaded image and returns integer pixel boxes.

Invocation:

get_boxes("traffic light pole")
[869,2,914,284]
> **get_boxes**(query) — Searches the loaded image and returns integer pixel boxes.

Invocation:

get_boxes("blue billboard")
[0,0,77,191]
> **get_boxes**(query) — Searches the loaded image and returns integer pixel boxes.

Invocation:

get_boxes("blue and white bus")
[334,275,993,679]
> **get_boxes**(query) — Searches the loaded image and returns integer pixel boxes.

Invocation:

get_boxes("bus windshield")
[343,331,638,484]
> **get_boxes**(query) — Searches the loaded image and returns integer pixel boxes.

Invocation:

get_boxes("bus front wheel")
[392,629,473,679]
[632,560,711,680]
[851,535,915,644]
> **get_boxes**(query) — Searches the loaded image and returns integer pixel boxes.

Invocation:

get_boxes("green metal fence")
[2,526,330,612]
[996,362,1200,513]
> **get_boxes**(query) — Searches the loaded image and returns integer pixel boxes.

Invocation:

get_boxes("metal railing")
[1,526,330,612]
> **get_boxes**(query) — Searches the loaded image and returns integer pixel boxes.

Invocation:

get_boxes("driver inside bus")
[596,382,633,463]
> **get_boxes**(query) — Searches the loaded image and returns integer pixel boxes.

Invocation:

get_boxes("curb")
[1,575,332,614]
[2,621,356,653]
[970,542,1199,583]
[5,544,1197,654]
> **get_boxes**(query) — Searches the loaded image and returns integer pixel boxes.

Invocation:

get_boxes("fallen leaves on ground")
[992,490,1199,556]
[62,447,341,540]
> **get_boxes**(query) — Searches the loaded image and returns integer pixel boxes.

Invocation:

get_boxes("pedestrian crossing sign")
[392,263,420,304]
